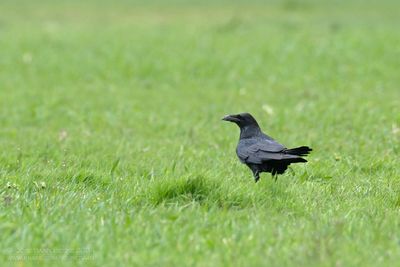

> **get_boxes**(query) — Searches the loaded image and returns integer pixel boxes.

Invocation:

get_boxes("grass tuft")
[148,175,219,205]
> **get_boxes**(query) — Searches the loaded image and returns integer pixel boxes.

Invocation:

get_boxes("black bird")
[222,113,312,182]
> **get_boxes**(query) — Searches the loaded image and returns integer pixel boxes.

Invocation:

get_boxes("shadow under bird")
[222,113,312,182]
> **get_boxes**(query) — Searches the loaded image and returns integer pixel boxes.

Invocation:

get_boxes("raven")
[222,113,312,182]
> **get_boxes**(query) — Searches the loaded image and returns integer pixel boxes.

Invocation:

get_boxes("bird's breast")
[235,145,248,164]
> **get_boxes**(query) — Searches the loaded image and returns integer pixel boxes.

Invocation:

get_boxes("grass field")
[1,0,400,266]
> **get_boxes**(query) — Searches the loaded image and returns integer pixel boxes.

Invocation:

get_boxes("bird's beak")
[222,114,239,123]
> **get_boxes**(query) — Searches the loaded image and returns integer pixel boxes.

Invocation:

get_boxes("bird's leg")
[271,172,278,182]
[253,170,260,183]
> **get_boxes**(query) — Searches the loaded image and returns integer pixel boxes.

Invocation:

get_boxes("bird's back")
[236,135,286,164]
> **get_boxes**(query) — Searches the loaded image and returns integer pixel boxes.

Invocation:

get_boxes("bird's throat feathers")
[239,124,262,139]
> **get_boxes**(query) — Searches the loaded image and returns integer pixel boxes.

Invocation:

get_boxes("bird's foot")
[253,171,260,183]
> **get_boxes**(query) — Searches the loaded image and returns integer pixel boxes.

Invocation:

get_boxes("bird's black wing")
[237,137,300,164]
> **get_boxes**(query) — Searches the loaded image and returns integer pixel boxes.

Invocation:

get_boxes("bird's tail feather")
[284,146,312,156]
[282,157,307,163]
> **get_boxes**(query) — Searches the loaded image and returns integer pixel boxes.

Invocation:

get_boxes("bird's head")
[222,113,260,129]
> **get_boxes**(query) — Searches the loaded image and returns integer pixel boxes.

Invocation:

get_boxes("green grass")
[1,0,400,266]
